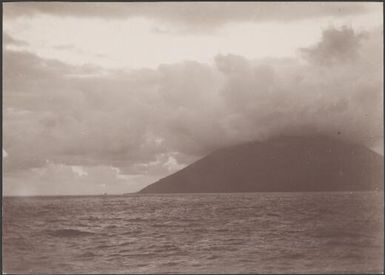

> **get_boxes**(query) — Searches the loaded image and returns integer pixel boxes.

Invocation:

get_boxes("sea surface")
[3,192,384,274]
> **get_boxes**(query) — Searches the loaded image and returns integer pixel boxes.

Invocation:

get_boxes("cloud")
[71,165,88,177]
[300,26,368,65]
[3,26,383,195]
[3,161,156,196]
[3,2,376,31]
[3,33,28,47]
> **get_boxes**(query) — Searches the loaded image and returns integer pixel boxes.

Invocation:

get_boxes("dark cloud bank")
[3,26,383,182]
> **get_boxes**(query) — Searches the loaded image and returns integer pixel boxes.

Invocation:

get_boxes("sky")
[3,2,383,196]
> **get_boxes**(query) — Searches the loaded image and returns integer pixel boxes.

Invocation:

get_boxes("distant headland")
[139,135,383,193]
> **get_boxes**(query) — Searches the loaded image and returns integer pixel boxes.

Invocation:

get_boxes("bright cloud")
[71,166,88,177]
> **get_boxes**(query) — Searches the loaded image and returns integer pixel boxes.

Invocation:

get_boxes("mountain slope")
[139,135,383,193]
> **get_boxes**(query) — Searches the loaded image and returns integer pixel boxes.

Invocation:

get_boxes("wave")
[79,251,97,258]
[46,229,96,238]
[121,229,142,235]
[126,217,148,222]
[94,244,113,249]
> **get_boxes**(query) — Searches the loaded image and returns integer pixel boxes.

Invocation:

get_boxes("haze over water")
[3,191,383,274]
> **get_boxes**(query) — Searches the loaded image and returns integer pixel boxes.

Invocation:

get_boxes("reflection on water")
[3,192,384,273]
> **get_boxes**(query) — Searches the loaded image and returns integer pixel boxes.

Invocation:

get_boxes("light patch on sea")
[3,191,384,274]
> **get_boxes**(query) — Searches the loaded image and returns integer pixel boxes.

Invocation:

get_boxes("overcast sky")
[3,2,383,196]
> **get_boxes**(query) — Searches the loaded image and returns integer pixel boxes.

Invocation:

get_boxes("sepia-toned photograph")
[2,1,384,274]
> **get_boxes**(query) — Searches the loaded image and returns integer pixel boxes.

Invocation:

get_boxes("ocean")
[3,192,384,274]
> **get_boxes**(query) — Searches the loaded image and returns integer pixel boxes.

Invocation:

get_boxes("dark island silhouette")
[139,135,383,193]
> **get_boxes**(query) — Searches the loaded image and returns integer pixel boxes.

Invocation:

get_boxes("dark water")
[3,192,384,274]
